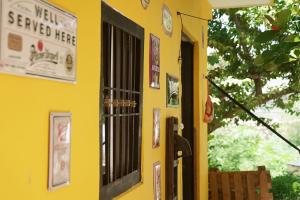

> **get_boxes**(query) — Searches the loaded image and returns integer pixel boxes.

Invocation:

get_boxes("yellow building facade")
[0,0,212,200]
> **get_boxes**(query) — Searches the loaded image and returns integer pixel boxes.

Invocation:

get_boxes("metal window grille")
[100,6,144,197]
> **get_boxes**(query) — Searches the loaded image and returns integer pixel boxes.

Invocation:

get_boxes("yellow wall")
[0,0,211,200]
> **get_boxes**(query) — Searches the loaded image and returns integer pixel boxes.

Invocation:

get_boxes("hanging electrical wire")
[177,12,210,22]
[207,77,300,154]
[177,11,210,63]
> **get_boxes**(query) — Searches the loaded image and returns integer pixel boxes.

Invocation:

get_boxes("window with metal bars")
[100,3,144,199]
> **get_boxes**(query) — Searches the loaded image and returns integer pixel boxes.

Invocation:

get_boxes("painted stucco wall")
[0,0,211,200]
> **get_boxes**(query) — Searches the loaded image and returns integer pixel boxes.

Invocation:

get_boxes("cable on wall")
[176,11,210,64]
[177,12,210,22]
[177,13,183,64]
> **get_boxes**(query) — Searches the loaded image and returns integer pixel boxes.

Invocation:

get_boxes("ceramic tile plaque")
[153,161,162,200]
[0,0,77,82]
[153,108,160,148]
[49,112,72,190]
[149,34,160,89]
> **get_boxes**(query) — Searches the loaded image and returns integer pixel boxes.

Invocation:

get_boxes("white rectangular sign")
[0,0,77,82]
[49,112,72,190]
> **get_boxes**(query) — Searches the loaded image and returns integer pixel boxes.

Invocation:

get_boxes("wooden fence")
[209,166,273,200]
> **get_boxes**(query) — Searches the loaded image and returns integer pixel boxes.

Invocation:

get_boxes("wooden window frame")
[100,2,144,199]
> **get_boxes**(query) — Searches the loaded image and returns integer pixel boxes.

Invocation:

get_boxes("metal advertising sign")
[149,33,160,89]
[49,112,72,190]
[153,108,160,148]
[0,0,77,82]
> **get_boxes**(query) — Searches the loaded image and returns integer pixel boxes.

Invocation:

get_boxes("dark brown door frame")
[181,40,195,200]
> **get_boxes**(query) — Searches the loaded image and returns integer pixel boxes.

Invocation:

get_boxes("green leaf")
[274,54,290,64]
[284,35,300,43]
[254,55,265,66]
[292,182,300,193]
[296,21,300,32]
[256,30,279,43]
[264,61,279,71]
[262,50,277,61]
[265,15,275,25]
[208,55,220,65]
[275,9,292,27]
[294,49,300,57]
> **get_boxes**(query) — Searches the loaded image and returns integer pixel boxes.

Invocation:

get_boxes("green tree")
[208,0,300,133]
[271,173,300,199]
[208,125,297,175]
[208,127,260,171]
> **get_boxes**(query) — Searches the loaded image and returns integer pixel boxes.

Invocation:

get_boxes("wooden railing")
[209,166,273,200]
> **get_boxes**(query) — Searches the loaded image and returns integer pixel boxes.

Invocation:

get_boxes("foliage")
[208,0,300,133]
[208,123,298,176]
[271,173,300,200]
[275,102,300,146]
[208,126,260,171]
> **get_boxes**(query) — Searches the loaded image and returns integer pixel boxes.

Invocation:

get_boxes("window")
[100,3,144,199]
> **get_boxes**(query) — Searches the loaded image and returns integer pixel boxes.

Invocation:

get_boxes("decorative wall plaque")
[162,4,173,37]
[166,74,179,107]
[0,0,77,82]
[141,0,150,9]
[204,95,214,123]
[153,161,162,200]
[153,108,160,148]
[49,112,72,190]
[149,34,160,89]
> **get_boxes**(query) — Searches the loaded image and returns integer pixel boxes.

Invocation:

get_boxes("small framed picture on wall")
[166,74,179,107]
[153,108,160,148]
[149,34,160,89]
[153,161,162,200]
[48,112,72,191]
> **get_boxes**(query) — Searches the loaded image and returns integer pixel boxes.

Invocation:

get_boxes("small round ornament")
[141,0,150,9]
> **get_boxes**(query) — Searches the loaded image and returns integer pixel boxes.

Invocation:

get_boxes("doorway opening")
[181,33,195,200]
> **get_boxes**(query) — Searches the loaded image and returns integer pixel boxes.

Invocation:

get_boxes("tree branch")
[229,12,253,62]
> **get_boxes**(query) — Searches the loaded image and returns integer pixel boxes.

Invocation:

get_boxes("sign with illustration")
[141,0,150,9]
[149,34,160,89]
[153,108,160,148]
[166,74,179,107]
[162,4,173,37]
[0,0,77,82]
[49,112,72,190]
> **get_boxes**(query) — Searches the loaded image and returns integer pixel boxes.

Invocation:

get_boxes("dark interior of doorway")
[181,38,195,200]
